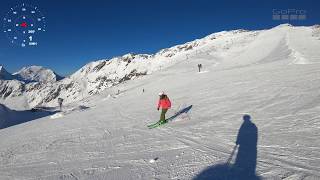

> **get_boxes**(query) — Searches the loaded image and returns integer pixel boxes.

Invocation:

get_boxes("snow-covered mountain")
[0,65,62,83]
[0,24,319,109]
[0,66,64,109]
[1,24,320,179]
[13,65,63,83]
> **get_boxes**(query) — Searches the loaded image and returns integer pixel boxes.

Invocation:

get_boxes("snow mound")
[197,71,209,74]
[290,49,310,64]
[149,157,159,163]
[50,105,90,119]
[50,112,64,119]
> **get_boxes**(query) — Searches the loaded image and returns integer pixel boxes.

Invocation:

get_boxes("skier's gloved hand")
[157,108,159,111]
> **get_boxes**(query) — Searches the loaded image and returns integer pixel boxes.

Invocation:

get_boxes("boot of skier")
[157,92,171,124]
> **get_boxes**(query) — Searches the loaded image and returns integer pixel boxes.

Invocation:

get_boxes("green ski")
[148,120,168,129]
[147,105,193,129]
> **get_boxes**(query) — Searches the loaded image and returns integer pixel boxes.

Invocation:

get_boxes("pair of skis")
[147,120,168,129]
[147,105,193,129]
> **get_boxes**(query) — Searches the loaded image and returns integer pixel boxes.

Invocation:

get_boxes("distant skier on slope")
[198,64,202,72]
[58,98,64,111]
[157,92,171,124]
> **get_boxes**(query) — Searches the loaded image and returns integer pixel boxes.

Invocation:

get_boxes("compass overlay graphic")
[3,3,46,47]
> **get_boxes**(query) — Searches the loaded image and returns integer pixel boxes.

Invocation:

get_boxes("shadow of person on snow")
[0,104,58,129]
[193,114,260,180]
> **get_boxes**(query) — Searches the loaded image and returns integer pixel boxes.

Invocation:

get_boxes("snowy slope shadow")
[0,104,57,129]
[193,115,261,180]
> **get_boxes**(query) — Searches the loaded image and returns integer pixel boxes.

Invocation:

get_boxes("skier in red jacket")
[157,92,171,124]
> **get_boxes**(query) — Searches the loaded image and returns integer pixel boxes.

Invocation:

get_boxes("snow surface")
[0,24,320,179]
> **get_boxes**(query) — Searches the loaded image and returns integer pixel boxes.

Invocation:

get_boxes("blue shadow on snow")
[0,104,58,129]
[193,114,261,180]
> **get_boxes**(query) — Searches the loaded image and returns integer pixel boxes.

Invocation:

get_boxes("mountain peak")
[14,66,64,83]
[20,65,44,71]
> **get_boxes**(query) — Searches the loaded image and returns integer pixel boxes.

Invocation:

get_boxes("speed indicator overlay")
[3,3,46,47]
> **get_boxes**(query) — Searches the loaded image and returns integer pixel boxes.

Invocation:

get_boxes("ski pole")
[226,145,238,165]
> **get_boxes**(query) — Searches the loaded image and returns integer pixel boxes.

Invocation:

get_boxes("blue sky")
[0,0,319,75]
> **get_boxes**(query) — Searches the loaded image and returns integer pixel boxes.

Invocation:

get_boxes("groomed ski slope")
[1,25,320,179]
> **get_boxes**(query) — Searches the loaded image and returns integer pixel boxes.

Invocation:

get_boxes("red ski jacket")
[157,98,171,109]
